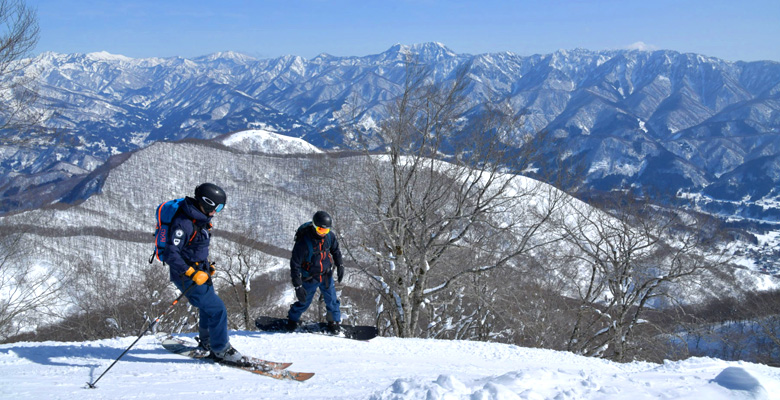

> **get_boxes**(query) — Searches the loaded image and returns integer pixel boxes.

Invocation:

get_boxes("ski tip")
[296,372,315,381]
[270,369,315,381]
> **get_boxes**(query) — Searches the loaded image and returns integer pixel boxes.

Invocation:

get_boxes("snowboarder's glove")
[294,286,307,303]
[336,264,344,283]
[292,273,303,288]
[184,266,210,286]
[208,262,216,276]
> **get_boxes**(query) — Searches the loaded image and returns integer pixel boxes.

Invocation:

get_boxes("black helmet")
[195,183,226,214]
[312,210,332,229]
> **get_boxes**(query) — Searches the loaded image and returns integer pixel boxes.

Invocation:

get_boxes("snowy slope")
[1,331,778,399]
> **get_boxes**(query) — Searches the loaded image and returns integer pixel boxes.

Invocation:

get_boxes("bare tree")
[751,291,780,364]
[58,252,144,340]
[0,0,48,145]
[0,223,59,341]
[555,196,730,361]
[676,289,780,365]
[335,57,566,338]
[465,251,577,349]
[213,237,274,330]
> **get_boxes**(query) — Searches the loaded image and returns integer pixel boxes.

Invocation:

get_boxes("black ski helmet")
[312,210,332,229]
[194,183,227,214]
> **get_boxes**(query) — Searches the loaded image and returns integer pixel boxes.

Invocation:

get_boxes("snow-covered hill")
[221,128,323,154]
[2,130,771,321]
[1,331,778,399]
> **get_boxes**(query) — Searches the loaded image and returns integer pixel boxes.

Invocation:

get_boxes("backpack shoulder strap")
[295,222,315,264]
[324,232,332,250]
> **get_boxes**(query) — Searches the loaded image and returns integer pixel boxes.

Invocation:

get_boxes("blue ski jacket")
[163,196,213,282]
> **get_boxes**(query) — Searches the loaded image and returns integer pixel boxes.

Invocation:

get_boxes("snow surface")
[1,330,778,400]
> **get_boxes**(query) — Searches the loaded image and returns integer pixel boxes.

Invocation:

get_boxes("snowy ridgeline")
[1,331,778,400]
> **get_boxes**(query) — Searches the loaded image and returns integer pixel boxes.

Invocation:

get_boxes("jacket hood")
[182,196,212,224]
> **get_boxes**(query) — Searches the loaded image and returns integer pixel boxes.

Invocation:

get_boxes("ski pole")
[86,284,194,389]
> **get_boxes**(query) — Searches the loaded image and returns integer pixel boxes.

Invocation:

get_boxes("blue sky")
[29,0,780,62]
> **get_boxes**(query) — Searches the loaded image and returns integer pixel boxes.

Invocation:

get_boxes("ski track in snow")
[1,330,778,399]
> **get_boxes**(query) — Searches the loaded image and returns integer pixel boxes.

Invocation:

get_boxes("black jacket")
[290,224,342,287]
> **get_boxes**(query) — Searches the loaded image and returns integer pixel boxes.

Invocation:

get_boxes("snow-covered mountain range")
[2,43,780,227]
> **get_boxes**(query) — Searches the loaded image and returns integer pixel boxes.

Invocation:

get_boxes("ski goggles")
[200,196,225,213]
[203,203,224,213]
[314,224,330,235]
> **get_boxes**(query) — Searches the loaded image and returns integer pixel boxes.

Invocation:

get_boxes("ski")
[254,316,379,341]
[157,333,292,370]
[158,333,314,382]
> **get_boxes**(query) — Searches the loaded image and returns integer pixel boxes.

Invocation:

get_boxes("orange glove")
[184,266,210,285]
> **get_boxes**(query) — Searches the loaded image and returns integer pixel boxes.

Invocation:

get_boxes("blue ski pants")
[287,275,341,323]
[173,279,230,353]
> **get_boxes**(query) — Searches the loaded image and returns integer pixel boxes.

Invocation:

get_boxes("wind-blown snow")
[1,330,778,399]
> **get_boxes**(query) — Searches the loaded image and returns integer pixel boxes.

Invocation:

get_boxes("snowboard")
[157,333,314,382]
[254,316,379,341]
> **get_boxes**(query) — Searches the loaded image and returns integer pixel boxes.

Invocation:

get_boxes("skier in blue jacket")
[287,211,345,333]
[164,182,245,363]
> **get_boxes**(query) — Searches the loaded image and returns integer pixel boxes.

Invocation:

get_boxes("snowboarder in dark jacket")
[164,182,245,363]
[287,210,345,333]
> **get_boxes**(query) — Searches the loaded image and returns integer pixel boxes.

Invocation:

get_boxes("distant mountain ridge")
[2,42,779,224]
